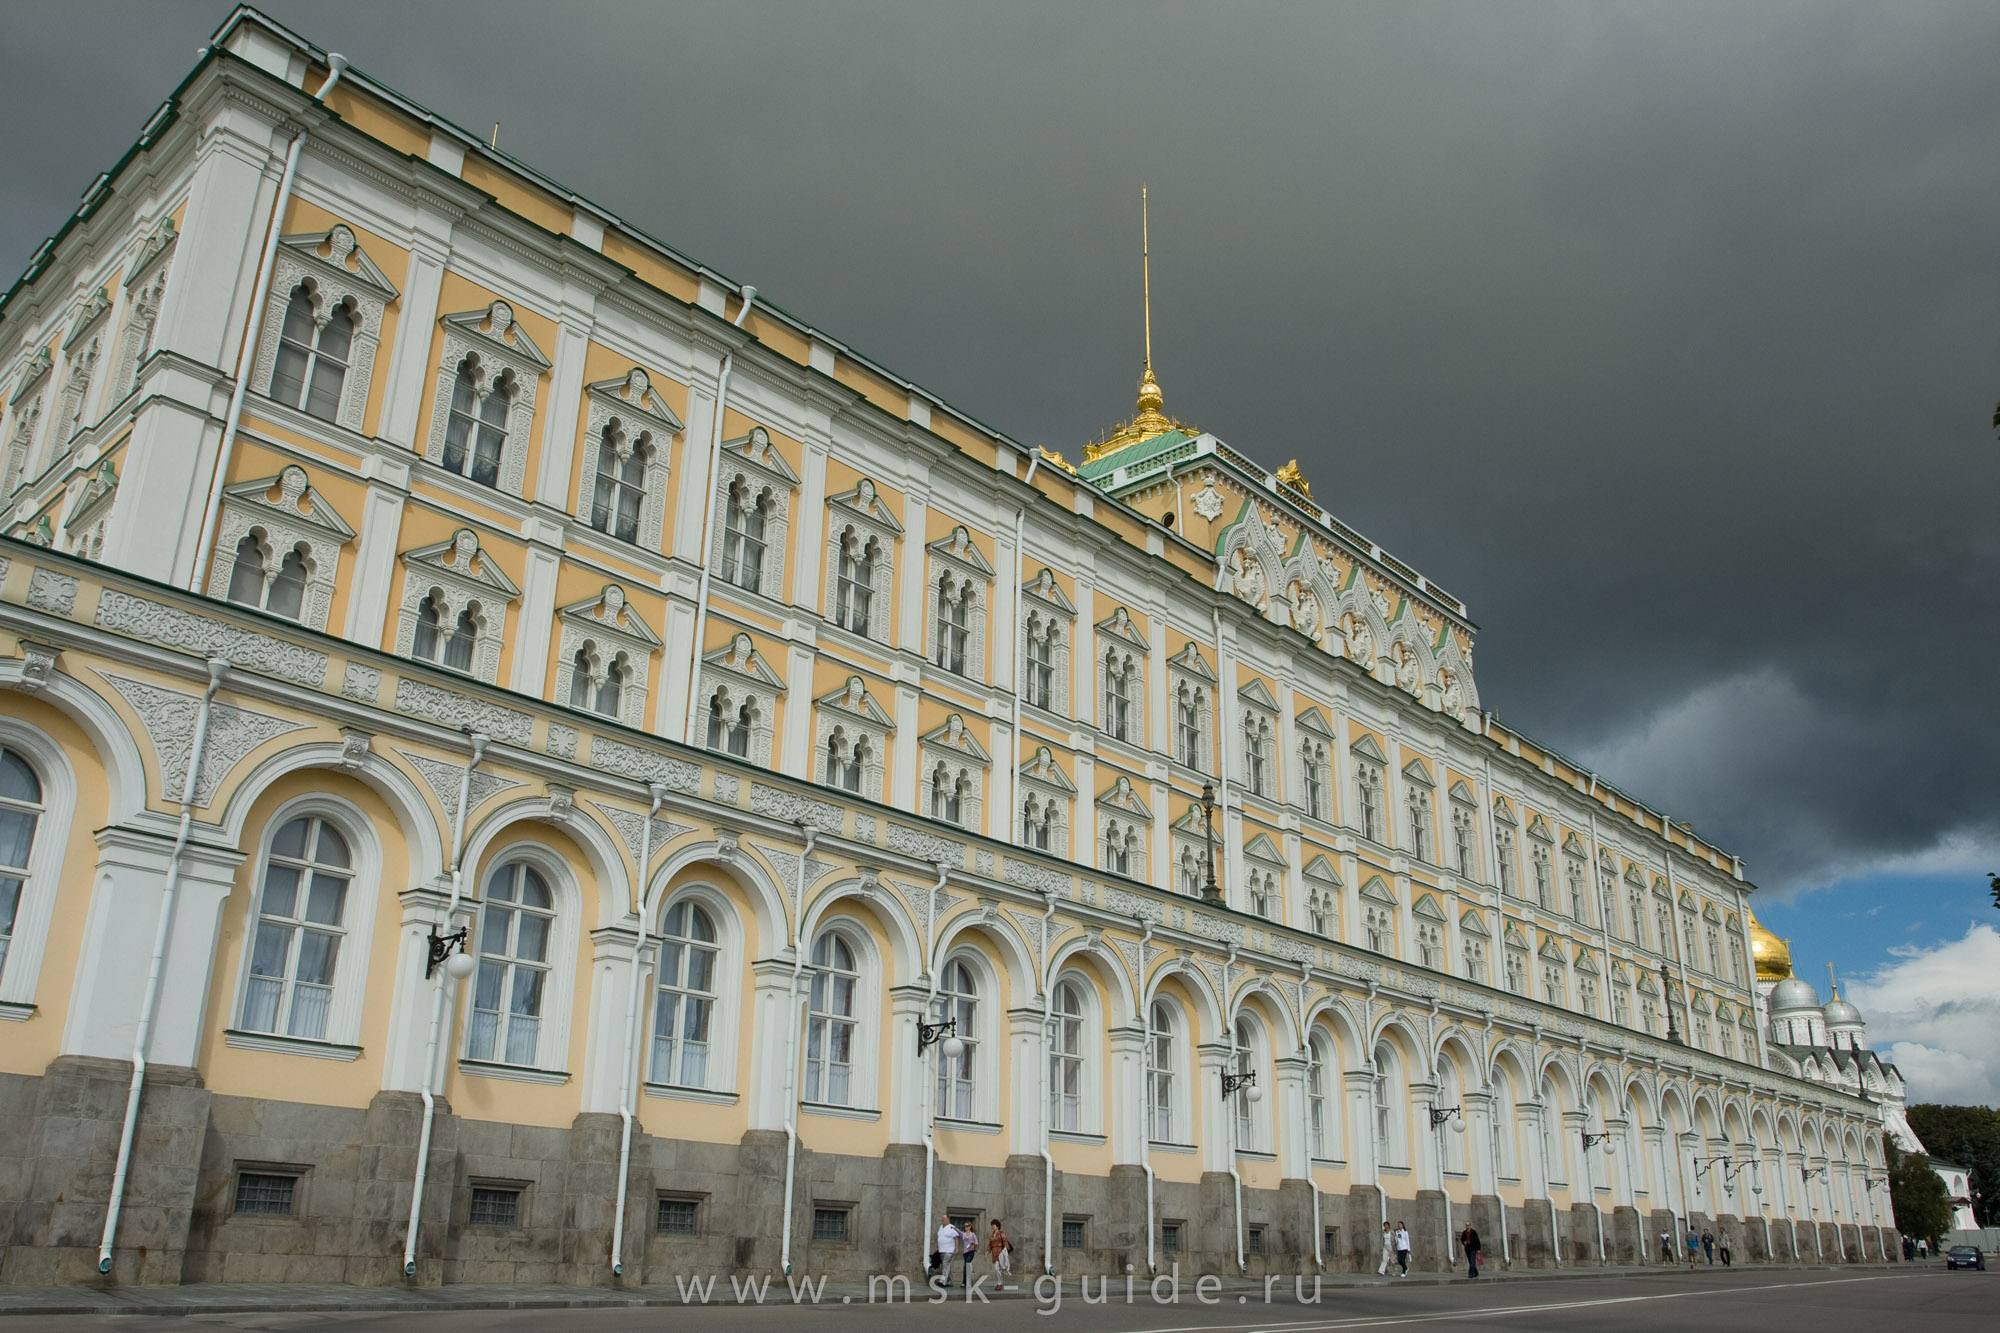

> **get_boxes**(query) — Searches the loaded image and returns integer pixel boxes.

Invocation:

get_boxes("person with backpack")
[1459,1223,1482,1278]
[988,1220,1013,1291]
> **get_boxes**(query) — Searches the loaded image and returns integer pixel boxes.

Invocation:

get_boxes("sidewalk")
[0,1260,1917,1317]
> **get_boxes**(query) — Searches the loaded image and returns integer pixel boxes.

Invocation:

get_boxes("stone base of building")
[0,1063,1892,1288]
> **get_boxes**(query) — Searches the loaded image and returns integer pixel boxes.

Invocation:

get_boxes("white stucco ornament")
[1192,484,1224,521]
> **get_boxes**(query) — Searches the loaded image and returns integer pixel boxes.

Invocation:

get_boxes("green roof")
[1078,430,1192,481]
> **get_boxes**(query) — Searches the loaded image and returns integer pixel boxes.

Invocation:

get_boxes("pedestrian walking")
[1685,1227,1700,1269]
[1701,1229,1714,1264]
[1394,1221,1412,1276]
[1902,1234,1915,1261]
[1377,1221,1395,1276]
[933,1215,959,1287]
[988,1220,1013,1291]
[1459,1223,1482,1278]
[1719,1237,1732,1267]
[1660,1230,1674,1262]
[960,1219,978,1287]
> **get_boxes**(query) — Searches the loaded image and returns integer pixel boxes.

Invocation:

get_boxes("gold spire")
[1085,185,1190,462]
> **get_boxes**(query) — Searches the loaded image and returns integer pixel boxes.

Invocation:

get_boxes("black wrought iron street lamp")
[1661,962,1682,1044]
[1582,1129,1618,1156]
[1221,1068,1260,1102]
[1429,1104,1465,1134]
[918,1017,965,1060]
[1201,780,1222,903]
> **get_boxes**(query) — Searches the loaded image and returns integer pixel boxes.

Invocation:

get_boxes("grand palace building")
[0,7,1910,1287]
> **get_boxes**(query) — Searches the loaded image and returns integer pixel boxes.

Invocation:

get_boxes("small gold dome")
[1747,910,1792,982]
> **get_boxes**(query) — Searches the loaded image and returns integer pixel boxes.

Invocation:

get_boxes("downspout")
[778,820,817,1277]
[1662,843,1696,1044]
[1225,945,1246,1273]
[1007,450,1042,823]
[609,783,667,1276]
[679,286,759,744]
[190,55,349,596]
[919,862,947,1267]
[1302,963,1324,1269]
[97,657,228,1274]
[1137,917,1157,1273]
[402,730,489,1278]
[1040,888,1058,1276]
[1211,607,1231,904]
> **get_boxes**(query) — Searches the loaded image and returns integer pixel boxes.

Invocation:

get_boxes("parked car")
[1944,1245,1985,1271]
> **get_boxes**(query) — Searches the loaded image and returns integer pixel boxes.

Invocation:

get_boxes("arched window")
[933,574,972,675]
[1451,804,1475,876]
[1147,1000,1177,1142]
[1025,614,1056,710]
[442,358,508,487]
[1373,1045,1397,1166]
[824,727,865,792]
[412,591,444,662]
[268,286,352,421]
[1405,784,1431,860]
[1539,1078,1563,1184]
[1531,843,1553,908]
[0,749,46,986]
[805,932,858,1104]
[590,427,649,543]
[934,957,978,1119]
[1175,685,1202,769]
[1103,650,1133,741]
[227,533,267,607]
[652,900,718,1087]
[1495,826,1517,895]
[1417,920,1443,970]
[1355,760,1384,842]
[266,544,309,620]
[706,689,753,757]
[1307,1032,1333,1159]
[467,861,554,1066]
[568,644,625,718]
[1301,741,1329,821]
[240,815,351,1040]
[720,479,768,592]
[929,763,964,825]
[1021,794,1053,850]
[834,529,875,634]
[1364,903,1393,954]
[1103,820,1132,875]
[1049,980,1085,1132]
[1177,845,1204,897]
[1242,713,1270,795]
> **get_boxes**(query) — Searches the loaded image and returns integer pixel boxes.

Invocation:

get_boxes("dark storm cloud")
[6,1,1998,894]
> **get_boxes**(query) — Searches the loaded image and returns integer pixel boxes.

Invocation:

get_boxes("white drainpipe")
[1006,450,1041,818]
[1137,918,1156,1274]
[1224,946,1246,1272]
[97,657,228,1274]
[402,730,489,1278]
[190,55,348,596]
[1302,963,1323,1269]
[679,286,758,744]
[778,820,817,1277]
[918,862,948,1264]
[1039,888,1057,1276]
[609,782,667,1276]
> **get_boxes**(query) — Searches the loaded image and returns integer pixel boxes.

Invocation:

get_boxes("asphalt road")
[1,1268,1991,1332]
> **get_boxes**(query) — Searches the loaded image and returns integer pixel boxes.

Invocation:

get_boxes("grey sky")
[6,1,1998,897]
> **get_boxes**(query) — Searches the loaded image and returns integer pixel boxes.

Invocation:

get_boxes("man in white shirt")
[934,1216,960,1287]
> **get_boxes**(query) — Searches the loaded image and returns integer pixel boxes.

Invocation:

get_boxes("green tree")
[1886,1136,1955,1249]
[1906,1103,1999,1226]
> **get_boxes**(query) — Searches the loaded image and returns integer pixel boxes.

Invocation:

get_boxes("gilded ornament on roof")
[1276,460,1311,497]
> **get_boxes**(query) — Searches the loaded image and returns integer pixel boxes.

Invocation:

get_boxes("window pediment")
[122,216,178,291]
[816,675,894,729]
[63,287,113,351]
[587,367,685,436]
[10,348,53,407]
[1350,733,1388,765]
[1095,774,1151,820]
[277,226,400,303]
[1702,902,1722,922]
[1575,948,1599,972]
[63,459,119,536]
[1095,605,1148,651]
[1412,894,1446,922]
[1525,815,1551,842]
[1295,706,1335,740]
[1556,829,1581,854]
[558,584,660,651]
[1022,566,1077,616]
[1400,757,1434,786]
[1652,875,1670,897]
[1170,802,1208,835]
[1238,677,1279,711]
[828,476,903,536]
[1447,779,1474,804]
[402,528,521,601]
[441,299,548,372]
[1243,831,1282,865]
[1678,889,1697,909]
[1168,640,1214,680]
[928,525,996,579]
[702,632,786,692]
[1637,971,1659,994]
[1303,854,1341,886]
[919,712,990,763]
[1359,876,1397,906]
[1458,909,1490,937]
[1018,745,1075,794]
[1502,922,1528,948]
[222,466,357,546]
[1490,793,1516,824]
[1537,937,1565,962]
[721,423,799,485]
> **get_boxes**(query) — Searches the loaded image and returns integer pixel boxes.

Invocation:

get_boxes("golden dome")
[1747,910,1792,982]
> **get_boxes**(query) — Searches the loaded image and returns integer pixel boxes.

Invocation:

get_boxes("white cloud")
[1842,923,2000,1108]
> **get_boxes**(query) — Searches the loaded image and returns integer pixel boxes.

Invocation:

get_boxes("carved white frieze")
[396,748,525,828]
[95,589,330,686]
[103,673,305,807]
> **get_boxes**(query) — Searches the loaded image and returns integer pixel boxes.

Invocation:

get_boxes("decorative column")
[744,958,801,1132]
[886,983,932,1145]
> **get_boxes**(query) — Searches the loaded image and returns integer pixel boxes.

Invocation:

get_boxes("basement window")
[233,1171,298,1217]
